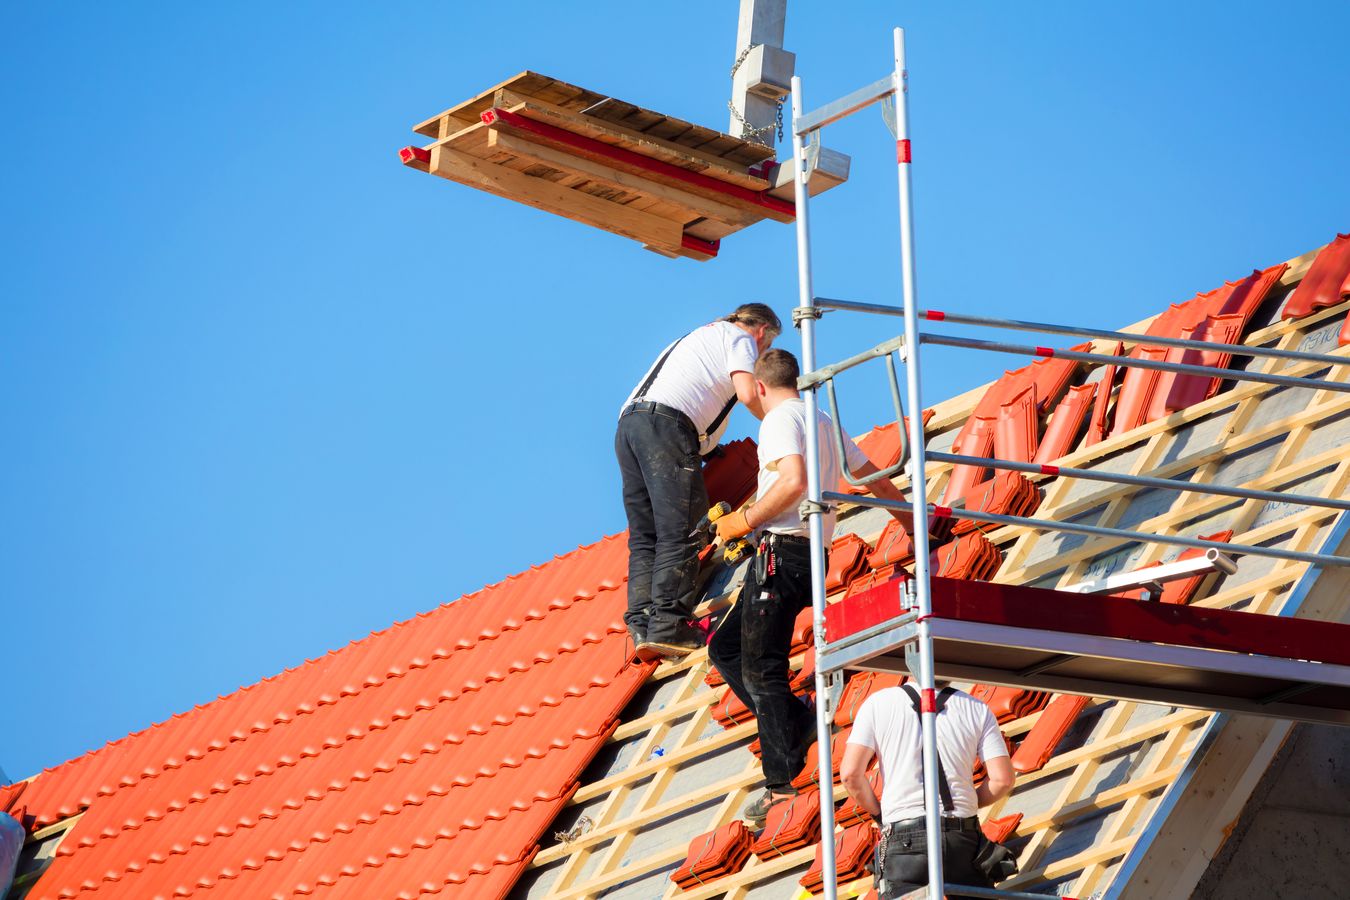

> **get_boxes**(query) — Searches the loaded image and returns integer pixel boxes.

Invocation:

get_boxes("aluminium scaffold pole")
[790,72,840,900]
[793,26,948,900]
[890,27,947,900]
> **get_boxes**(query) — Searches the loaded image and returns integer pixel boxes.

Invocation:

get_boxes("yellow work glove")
[715,509,752,542]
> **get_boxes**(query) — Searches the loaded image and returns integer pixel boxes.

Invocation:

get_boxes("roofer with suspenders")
[712,349,913,826]
[617,303,781,661]
[840,680,1017,898]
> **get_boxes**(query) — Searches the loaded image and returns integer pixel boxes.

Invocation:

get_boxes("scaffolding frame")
[790,26,1350,900]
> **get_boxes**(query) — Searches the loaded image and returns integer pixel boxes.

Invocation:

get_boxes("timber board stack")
[400,71,821,261]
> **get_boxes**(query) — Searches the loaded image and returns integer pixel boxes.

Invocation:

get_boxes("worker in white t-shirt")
[617,304,780,662]
[708,348,915,826]
[841,682,1016,897]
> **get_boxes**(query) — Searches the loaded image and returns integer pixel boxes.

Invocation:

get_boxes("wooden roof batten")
[400,71,849,261]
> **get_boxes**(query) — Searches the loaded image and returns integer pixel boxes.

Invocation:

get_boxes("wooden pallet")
[402,72,843,261]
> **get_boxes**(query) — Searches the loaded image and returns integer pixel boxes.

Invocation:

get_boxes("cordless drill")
[691,501,753,565]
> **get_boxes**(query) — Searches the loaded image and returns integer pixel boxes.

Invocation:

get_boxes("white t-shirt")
[756,398,868,539]
[848,686,1008,823]
[622,321,760,455]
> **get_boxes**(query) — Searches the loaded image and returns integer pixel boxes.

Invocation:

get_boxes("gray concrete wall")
[1191,723,1350,899]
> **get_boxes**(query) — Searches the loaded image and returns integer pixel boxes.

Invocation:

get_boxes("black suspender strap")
[703,395,737,443]
[631,328,739,443]
[903,683,957,814]
[632,332,689,403]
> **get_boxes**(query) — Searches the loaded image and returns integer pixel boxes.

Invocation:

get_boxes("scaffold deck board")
[822,576,1350,726]
[402,72,805,261]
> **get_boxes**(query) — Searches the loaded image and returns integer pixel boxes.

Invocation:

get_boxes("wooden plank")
[426,144,685,253]
[485,130,763,227]
[495,91,773,191]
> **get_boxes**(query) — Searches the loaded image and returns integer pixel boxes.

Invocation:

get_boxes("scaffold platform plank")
[401,71,838,260]
[822,576,1350,726]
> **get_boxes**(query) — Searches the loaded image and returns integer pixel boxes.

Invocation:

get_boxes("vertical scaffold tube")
[790,74,839,900]
[893,26,945,900]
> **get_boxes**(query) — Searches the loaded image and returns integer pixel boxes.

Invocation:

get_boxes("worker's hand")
[715,509,752,542]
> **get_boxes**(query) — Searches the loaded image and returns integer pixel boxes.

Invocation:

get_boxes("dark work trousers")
[875,822,989,899]
[708,533,817,794]
[615,404,709,644]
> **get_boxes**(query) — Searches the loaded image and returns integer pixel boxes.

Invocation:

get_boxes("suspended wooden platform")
[400,72,847,261]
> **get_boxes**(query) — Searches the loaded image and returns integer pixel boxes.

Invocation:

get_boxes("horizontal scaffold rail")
[794,74,897,135]
[809,297,1350,369]
[925,451,1350,513]
[819,491,1350,569]
[920,334,1350,395]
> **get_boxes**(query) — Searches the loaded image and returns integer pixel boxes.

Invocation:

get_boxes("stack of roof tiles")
[826,533,872,592]
[799,822,877,893]
[750,789,822,859]
[968,686,1053,724]
[951,471,1041,536]
[671,821,754,890]
[1283,232,1350,343]
[933,532,1002,581]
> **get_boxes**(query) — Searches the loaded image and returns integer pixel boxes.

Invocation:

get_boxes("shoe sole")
[634,641,696,662]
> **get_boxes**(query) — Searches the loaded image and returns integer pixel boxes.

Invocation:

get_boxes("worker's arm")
[744,453,805,529]
[976,755,1015,807]
[854,460,923,531]
[733,370,765,420]
[840,742,881,820]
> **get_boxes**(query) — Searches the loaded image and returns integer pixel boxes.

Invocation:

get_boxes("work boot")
[742,789,796,829]
[634,636,701,662]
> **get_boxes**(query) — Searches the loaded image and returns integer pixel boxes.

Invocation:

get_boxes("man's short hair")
[726,303,782,337]
[755,348,800,389]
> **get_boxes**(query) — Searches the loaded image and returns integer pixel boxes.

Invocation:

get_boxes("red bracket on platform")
[681,234,721,258]
[480,106,796,219]
[399,146,431,165]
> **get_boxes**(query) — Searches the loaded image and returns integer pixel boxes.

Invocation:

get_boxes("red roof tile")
[1283,233,1350,320]
[21,533,648,900]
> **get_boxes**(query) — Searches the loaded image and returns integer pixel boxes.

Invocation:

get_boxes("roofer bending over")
[709,348,913,826]
[841,681,1016,898]
[617,303,780,662]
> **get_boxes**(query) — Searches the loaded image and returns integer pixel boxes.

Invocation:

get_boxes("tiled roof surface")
[11,236,1350,900]
[17,529,650,900]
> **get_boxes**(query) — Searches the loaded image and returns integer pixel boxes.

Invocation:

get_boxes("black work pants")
[875,823,989,899]
[708,534,816,793]
[615,405,708,644]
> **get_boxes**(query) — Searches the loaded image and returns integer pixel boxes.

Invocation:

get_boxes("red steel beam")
[481,106,795,220]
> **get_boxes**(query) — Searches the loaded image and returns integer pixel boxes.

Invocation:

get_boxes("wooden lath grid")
[514,266,1348,898]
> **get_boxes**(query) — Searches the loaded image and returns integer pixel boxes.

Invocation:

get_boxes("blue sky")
[3,1,1347,780]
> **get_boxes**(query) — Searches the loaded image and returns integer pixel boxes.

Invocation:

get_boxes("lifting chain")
[727,43,785,146]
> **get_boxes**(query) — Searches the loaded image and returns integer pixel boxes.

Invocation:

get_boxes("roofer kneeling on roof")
[841,680,1016,898]
[709,348,914,827]
[618,303,781,662]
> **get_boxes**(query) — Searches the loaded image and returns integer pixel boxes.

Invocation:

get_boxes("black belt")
[763,532,811,548]
[885,815,980,834]
[622,400,698,436]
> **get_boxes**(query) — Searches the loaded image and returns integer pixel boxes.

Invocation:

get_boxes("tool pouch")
[753,537,770,584]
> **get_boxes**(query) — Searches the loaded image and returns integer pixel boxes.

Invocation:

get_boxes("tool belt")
[884,815,980,835]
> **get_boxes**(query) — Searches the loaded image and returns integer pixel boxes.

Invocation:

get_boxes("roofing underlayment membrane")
[5,234,1349,899]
